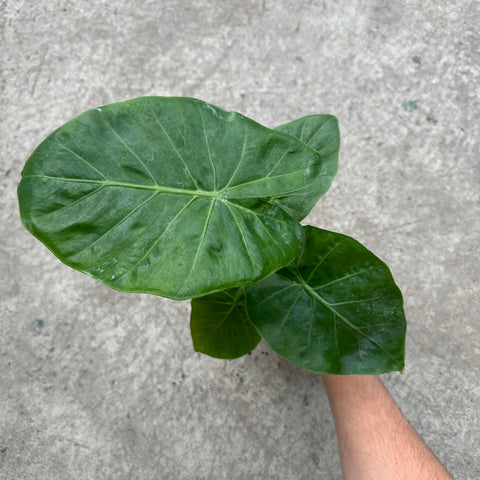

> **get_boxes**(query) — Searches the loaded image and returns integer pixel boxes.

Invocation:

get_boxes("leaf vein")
[100,117,159,186]
[197,302,238,348]
[253,283,298,306]
[198,105,217,190]
[305,241,343,283]
[72,191,160,258]
[329,296,385,306]
[52,142,107,180]
[148,103,201,190]
[227,202,284,252]
[276,289,304,340]
[224,125,248,189]
[120,196,197,278]
[305,117,336,147]
[226,168,311,192]
[314,267,383,291]
[225,203,255,274]
[32,185,105,220]
[177,199,216,296]
[264,150,289,178]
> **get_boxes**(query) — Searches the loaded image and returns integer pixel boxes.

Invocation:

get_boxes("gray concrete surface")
[1,1,479,478]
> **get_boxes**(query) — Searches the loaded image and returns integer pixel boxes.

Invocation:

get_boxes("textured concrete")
[1,1,479,478]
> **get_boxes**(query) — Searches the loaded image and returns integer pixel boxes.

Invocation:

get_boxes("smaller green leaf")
[190,288,261,359]
[274,115,339,220]
[275,114,340,162]
[246,226,406,374]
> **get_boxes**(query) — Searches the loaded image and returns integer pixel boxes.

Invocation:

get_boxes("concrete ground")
[1,1,479,478]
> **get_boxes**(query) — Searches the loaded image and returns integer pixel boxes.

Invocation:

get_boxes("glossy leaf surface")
[274,115,339,219]
[190,288,260,359]
[246,226,406,374]
[18,97,335,300]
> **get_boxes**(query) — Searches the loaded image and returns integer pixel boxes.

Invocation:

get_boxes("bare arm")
[321,375,453,480]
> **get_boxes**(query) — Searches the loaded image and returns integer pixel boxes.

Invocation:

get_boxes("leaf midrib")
[22,175,220,198]
[23,170,317,201]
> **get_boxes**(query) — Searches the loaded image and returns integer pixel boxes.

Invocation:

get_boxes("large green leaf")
[273,115,339,219]
[190,288,260,359]
[246,226,406,374]
[18,97,335,300]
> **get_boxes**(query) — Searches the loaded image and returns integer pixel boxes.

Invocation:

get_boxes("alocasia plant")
[17,96,406,375]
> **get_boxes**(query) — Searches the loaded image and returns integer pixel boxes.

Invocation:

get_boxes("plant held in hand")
[18,97,406,374]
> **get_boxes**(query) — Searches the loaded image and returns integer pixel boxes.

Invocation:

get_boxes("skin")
[321,375,454,480]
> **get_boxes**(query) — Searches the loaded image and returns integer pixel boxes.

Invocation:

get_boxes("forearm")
[321,375,453,480]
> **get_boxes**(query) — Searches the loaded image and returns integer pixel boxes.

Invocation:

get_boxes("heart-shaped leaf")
[190,288,260,359]
[18,97,337,300]
[246,226,406,374]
